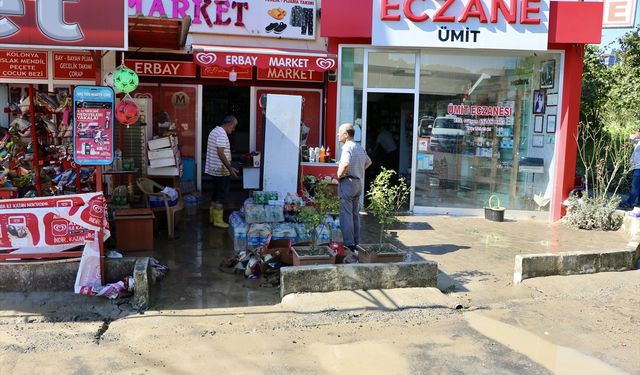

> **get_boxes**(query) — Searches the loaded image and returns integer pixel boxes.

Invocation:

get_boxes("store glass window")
[337,48,365,152]
[415,51,561,211]
[367,51,416,89]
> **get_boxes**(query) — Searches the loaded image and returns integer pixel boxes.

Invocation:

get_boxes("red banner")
[0,0,127,50]
[0,193,109,292]
[126,60,197,78]
[200,65,252,80]
[54,52,95,80]
[0,50,47,79]
[194,51,336,72]
[256,67,324,82]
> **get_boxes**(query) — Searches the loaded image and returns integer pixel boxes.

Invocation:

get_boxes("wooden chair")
[136,177,184,239]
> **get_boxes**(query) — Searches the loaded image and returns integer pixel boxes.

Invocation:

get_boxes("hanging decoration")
[102,69,121,93]
[113,67,139,94]
[115,95,140,126]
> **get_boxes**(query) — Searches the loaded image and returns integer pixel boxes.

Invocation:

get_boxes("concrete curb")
[280,261,438,298]
[514,222,640,283]
[0,257,152,310]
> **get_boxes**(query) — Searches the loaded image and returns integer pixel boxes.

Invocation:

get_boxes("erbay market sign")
[128,0,318,40]
[372,0,550,50]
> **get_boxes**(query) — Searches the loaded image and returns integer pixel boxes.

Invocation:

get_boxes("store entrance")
[364,93,414,196]
[201,86,251,210]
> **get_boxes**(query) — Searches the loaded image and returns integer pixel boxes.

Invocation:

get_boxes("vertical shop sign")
[73,86,115,166]
[602,0,637,28]
[53,52,95,80]
[0,50,47,79]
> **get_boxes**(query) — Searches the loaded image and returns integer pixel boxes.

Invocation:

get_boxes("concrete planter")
[292,246,335,266]
[357,244,406,263]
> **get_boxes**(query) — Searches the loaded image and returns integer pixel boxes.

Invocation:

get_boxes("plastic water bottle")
[114,149,122,170]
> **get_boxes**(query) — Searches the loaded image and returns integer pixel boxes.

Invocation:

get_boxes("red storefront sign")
[0,50,47,79]
[0,0,127,50]
[126,60,197,78]
[194,51,337,72]
[200,65,252,80]
[256,67,324,82]
[54,52,95,80]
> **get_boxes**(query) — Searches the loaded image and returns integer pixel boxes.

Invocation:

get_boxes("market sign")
[125,59,197,78]
[0,50,47,79]
[0,0,127,50]
[54,52,95,80]
[372,0,550,51]
[194,50,336,72]
[256,67,324,82]
[602,0,637,28]
[128,0,318,40]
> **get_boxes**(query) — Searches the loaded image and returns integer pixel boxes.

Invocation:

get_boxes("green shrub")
[562,196,624,231]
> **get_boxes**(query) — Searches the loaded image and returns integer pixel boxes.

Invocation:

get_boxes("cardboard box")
[148,136,176,151]
[149,157,177,168]
[147,164,182,176]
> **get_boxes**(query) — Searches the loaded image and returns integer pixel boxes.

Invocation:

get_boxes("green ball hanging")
[113,67,139,94]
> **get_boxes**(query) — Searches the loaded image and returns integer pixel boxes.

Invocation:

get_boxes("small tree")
[297,181,339,251]
[366,168,410,248]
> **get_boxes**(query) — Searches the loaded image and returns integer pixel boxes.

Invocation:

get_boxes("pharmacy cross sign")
[0,0,127,50]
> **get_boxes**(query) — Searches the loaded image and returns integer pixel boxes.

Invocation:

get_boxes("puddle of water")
[310,341,409,374]
[465,312,628,375]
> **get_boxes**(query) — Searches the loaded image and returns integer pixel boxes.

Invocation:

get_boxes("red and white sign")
[0,50,47,80]
[54,52,95,80]
[372,0,550,50]
[257,67,324,82]
[194,51,336,72]
[0,0,127,50]
[602,0,637,28]
[129,0,317,40]
[0,193,109,293]
[125,60,197,78]
[201,65,252,80]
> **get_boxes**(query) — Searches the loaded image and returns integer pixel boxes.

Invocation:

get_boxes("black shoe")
[265,22,278,33]
[273,22,287,34]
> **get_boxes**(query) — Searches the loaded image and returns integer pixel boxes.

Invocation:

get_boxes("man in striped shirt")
[337,123,372,258]
[205,115,238,228]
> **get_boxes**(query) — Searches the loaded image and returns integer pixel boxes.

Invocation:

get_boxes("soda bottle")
[319,146,325,163]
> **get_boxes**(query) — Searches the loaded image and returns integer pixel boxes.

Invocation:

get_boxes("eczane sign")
[372,0,550,50]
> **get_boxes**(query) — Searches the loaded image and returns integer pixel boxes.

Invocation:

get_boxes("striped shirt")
[205,126,231,176]
[339,140,371,180]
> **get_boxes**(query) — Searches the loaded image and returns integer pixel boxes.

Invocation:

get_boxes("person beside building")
[337,123,372,259]
[373,127,399,172]
[205,115,239,228]
[619,129,640,210]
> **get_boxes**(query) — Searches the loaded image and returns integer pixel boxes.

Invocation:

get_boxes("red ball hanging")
[115,99,139,125]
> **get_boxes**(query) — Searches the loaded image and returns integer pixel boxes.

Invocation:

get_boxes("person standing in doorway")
[337,123,372,259]
[205,115,239,228]
[619,129,640,210]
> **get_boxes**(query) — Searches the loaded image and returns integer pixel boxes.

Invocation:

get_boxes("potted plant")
[484,194,506,222]
[358,168,410,263]
[292,181,338,266]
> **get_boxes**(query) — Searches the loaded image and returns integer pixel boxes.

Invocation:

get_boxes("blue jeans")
[626,169,640,206]
[339,177,362,247]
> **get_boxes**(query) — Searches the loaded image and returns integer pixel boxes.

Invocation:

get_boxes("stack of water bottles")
[228,190,341,252]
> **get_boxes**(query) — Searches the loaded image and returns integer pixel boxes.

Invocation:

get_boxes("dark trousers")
[339,177,362,247]
[626,169,640,206]
[211,175,230,205]
[301,8,314,35]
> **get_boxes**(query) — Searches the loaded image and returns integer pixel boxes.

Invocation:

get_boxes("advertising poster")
[73,86,115,165]
[0,193,109,293]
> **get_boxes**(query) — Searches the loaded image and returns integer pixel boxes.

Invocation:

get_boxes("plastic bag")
[248,223,272,247]
[271,223,297,242]
[264,204,284,223]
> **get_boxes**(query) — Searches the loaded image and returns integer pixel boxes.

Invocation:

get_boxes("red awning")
[192,45,337,73]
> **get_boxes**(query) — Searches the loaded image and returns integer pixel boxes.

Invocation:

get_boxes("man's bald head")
[339,123,355,139]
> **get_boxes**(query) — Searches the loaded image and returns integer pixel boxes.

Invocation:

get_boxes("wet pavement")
[145,208,630,310]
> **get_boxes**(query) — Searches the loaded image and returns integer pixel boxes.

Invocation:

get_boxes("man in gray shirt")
[337,123,372,257]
